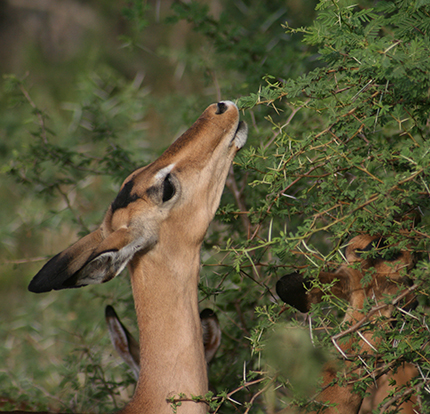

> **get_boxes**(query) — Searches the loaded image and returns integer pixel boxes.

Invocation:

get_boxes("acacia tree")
[230,1,430,412]
[1,0,429,413]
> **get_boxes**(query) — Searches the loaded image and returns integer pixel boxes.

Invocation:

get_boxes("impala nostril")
[215,102,228,115]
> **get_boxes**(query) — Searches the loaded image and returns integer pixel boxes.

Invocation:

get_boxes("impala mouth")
[215,100,247,149]
[232,121,248,149]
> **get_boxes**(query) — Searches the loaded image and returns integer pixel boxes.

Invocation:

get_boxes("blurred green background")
[1,0,429,412]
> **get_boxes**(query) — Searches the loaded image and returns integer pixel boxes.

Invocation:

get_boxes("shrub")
[1,0,429,412]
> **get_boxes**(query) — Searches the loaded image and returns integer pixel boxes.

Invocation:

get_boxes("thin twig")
[331,283,421,351]
[244,375,279,414]
[56,186,90,233]
[226,166,251,235]
[19,83,48,144]
[1,256,48,265]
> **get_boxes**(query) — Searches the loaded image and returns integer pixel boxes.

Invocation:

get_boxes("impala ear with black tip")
[28,227,153,293]
[276,272,311,313]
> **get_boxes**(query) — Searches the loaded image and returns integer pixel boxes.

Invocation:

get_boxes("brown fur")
[277,235,418,414]
[29,102,247,414]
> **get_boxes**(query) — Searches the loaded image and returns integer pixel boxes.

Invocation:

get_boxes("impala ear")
[200,309,221,364]
[105,305,140,380]
[277,270,351,314]
[28,227,147,293]
[276,272,311,313]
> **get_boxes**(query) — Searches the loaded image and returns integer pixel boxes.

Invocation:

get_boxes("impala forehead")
[345,235,413,271]
[109,163,173,213]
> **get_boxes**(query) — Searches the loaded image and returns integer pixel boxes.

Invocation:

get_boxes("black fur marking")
[357,238,387,255]
[276,272,311,313]
[111,179,139,213]
[355,237,402,262]
[216,102,228,115]
[28,251,83,293]
[105,304,118,319]
[28,244,123,293]
[200,308,216,319]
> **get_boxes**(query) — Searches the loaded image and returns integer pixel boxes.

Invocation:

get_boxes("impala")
[276,234,418,414]
[28,101,247,414]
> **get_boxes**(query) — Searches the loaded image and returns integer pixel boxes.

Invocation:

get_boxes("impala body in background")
[29,101,247,414]
[277,235,418,414]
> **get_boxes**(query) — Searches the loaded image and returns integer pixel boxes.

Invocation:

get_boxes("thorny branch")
[167,376,270,413]
[19,82,48,145]
[331,283,422,357]
[212,376,268,413]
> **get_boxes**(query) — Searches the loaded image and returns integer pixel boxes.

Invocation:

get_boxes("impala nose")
[215,101,228,115]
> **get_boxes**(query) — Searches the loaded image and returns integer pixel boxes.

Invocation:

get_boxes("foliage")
[1,0,429,413]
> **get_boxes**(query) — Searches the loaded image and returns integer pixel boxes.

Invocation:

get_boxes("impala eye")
[162,174,175,202]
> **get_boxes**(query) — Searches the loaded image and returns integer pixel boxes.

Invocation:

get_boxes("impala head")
[29,101,247,293]
[276,235,415,313]
[276,235,417,414]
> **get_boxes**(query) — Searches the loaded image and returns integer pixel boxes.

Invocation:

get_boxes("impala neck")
[121,241,208,414]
